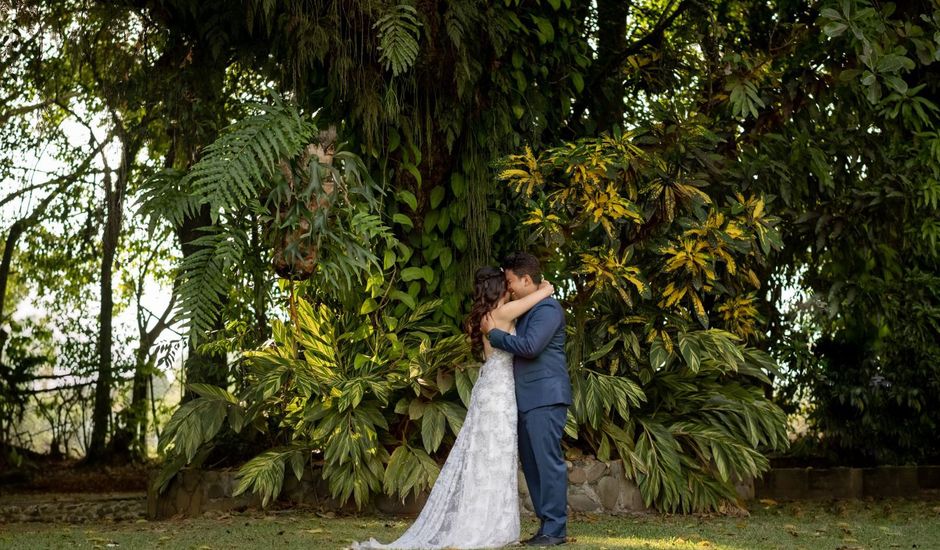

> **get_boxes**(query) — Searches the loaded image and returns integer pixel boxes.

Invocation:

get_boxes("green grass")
[1,498,938,549]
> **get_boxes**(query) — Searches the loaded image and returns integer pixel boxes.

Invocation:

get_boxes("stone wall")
[150,462,940,519]
[150,457,750,519]
[147,469,262,519]
[1,493,146,523]
[147,466,430,519]
[554,458,647,514]
[754,466,940,500]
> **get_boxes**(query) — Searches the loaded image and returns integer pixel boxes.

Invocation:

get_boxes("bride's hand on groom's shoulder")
[481,312,495,334]
[539,280,554,293]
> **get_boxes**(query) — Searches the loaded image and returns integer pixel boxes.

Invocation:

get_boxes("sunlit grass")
[1,498,938,549]
[570,534,751,549]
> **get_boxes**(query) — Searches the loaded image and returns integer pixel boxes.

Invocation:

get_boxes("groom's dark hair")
[502,252,542,284]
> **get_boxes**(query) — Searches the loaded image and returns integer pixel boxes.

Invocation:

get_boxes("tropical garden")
[1,0,938,542]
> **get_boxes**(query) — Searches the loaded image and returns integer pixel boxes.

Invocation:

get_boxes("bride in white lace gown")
[351,268,555,550]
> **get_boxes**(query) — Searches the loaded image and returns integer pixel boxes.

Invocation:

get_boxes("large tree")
[3,0,936,504]
[147,0,787,513]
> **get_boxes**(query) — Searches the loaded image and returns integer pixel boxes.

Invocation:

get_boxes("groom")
[483,252,572,547]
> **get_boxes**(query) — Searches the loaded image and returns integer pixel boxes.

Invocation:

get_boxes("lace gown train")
[351,346,520,549]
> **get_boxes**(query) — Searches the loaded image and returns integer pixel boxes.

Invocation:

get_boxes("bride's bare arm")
[491,281,554,323]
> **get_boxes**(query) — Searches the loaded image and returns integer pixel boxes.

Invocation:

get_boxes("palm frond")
[153,388,244,493]
[317,403,389,509]
[383,444,440,502]
[158,396,229,462]
[315,209,392,291]
[232,446,312,507]
[572,369,646,429]
[443,1,478,50]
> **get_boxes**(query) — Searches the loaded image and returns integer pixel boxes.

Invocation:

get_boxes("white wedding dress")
[352,343,520,549]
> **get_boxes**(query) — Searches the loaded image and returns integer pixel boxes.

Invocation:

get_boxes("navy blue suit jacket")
[489,297,572,413]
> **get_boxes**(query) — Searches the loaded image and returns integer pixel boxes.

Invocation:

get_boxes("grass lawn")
[1,498,938,549]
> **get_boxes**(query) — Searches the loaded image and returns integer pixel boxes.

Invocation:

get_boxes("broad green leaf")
[571,71,584,93]
[397,190,417,211]
[430,186,445,209]
[678,334,701,372]
[439,247,453,270]
[586,338,619,363]
[388,127,401,152]
[649,339,669,370]
[393,213,414,228]
[421,404,446,453]
[408,399,426,420]
[390,289,416,309]
[359,298,379,314]
[384,249,397,269]
[421,265,435,284]
[401,267,425,281]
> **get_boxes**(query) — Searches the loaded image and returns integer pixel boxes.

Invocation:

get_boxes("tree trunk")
[128,355,151,458]
[124,240,175,460]
[177,205,229,400]
[593,0,630,133]
[87,134,133,463]
[160,33,231,400]
[0,222,25,361]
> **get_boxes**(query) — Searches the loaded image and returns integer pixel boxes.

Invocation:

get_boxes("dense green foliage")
[158,291,475,508]
[743,1,940,464]
[2,0,939,516]
[0,2,182,459]
[498,130,789,510]
[142,97,392,341]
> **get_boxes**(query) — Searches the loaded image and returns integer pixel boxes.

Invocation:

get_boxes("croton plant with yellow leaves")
[498,124,788,513]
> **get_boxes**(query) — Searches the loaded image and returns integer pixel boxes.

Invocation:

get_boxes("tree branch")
[0,99,53,126]
[0,181,56,210]
[564,0,693,133]
[18,381,97,395]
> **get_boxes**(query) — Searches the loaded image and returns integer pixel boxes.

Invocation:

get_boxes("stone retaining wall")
[5,465,935,523]
[558,459,647,513]
[149,462,940,519]
[755,466,940,500]
[0,493,146,523]
[149,457,750,519]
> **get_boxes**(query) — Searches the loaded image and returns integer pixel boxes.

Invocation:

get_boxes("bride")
[352,266,555,549]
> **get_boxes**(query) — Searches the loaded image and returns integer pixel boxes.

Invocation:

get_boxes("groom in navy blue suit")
[483,252,571,547]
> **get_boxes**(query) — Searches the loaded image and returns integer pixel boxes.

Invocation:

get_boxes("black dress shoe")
[524,535,566,546]
[521,534,543,544]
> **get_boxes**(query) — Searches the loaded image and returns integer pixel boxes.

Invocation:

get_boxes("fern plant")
[140,95,392,342]
[188,99,316,220]
[374,4,423,77]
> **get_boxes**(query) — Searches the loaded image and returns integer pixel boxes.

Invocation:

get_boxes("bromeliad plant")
[156,290,477,508]
[499,122,789,512]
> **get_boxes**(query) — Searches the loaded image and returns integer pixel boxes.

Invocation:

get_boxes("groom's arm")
[488,302,562,359]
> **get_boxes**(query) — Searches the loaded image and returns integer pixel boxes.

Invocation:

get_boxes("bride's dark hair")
[465,266,506,353]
